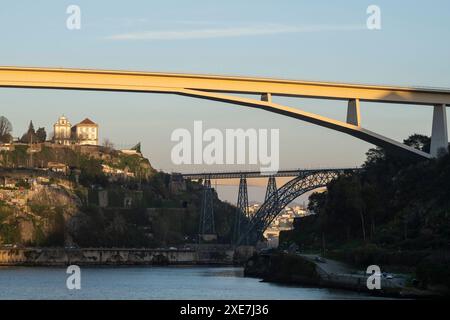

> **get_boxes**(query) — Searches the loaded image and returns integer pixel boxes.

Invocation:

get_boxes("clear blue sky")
[1,1,449,195]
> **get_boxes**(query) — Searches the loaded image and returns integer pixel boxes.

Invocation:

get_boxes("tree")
[308,191,329,252]
[102,138,114,150]
[403,134,431,153]
[27,120,35,133]
[131,142,141,153]
[20,121,38,144]
[0,116,13,143]
[364,147,385,167]
[36,127,47,143]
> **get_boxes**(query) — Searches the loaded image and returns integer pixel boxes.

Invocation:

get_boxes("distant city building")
[53,115,99,146]
[246,202,310,248]
[72,118,99,145]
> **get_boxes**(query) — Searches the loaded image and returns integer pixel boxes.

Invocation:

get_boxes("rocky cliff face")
[0,176,83,246]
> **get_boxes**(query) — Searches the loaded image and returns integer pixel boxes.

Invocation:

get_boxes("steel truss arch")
[239,169,353,245]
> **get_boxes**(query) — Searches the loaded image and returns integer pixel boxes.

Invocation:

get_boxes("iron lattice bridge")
[180,168,360,246]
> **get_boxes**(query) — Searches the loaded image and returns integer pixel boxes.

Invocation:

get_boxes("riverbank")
[244,252,444,299]
[0,246,247,266]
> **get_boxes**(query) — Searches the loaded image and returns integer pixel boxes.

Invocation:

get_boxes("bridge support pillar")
[264,176,278,204]
[430,104,448,157]
[261,93,272,103]
[347,99,361,126]
[233,176,249,245]
[199,178,216,243]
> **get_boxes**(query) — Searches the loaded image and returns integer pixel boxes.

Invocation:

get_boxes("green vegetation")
[280,134,450,289]
[0,223,21,244]
[75,173,236,247]
[3,144,28,167]
[77,156,107,185]
[0,202,21,244]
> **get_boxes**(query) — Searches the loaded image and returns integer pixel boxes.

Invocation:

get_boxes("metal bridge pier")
[199,177,216,243]
[264,176,278,204]
[232,175,249,245]
[248,175,278,244]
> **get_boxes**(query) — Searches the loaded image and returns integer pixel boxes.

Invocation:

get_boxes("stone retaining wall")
[0,248,234,266]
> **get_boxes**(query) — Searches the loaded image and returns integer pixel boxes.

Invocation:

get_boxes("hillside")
[0,144,237,248]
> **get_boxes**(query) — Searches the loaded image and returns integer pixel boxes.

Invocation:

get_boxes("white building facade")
[53,115,72,145]
[53,116,99,145]
[72,118,99,145]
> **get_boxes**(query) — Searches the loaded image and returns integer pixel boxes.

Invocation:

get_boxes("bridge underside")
[178,89,434,161]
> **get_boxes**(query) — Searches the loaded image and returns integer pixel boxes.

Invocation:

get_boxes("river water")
[0,266,380,300]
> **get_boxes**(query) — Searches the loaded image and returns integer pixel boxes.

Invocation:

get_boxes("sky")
[0,0,449,202]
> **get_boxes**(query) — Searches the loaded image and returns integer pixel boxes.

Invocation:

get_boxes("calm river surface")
[0,266,381,300]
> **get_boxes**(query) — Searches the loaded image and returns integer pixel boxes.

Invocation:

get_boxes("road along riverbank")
[244,252,443,298]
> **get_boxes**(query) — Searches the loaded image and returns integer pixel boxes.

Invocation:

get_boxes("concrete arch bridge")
[0,66,448,159]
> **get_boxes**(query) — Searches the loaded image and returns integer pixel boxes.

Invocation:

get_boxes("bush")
[416,261,450,288]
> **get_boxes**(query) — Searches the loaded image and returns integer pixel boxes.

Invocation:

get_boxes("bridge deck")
[1,67,450,105]
[179,167,360,179]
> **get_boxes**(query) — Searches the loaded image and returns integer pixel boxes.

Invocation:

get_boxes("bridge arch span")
[240,169,353,245]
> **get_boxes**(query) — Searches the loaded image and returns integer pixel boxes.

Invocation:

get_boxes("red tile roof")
[76,118,97,126]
